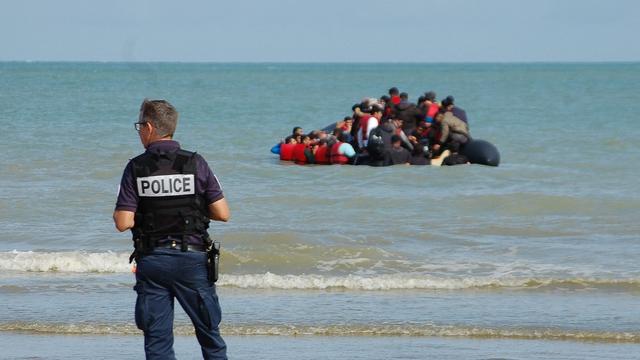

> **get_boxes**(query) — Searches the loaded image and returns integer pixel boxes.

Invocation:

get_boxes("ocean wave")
[219,273,640,291]
[1,322,638,343]
[1,251,638,292]
[0,250,131,273]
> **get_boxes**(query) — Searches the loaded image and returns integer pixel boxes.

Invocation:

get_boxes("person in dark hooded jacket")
[392,93,425,134]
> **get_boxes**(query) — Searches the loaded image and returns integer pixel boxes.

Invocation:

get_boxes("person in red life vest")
[313,139,331,165]
[388,87,401,105]
[333,116,354,144]
[292,135,315,165]
[330,131,356,165]
[339,116,353,133]
[381,95,394,118]
[356,105,383,150]
[279,136,297,161]
[423,91,440,123]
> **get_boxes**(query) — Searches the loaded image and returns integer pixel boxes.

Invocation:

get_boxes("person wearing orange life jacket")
[330,131,356,165]
[356,105,383,150]
[279,137,297,161]
[292,135,315,165]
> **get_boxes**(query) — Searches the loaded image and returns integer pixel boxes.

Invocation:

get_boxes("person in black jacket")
[392,92,425,134]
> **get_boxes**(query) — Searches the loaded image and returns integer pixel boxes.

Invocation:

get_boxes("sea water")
[1,62,639,359]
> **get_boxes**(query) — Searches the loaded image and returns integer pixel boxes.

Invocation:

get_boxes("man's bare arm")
[113,210,135,232]
[208,198,230,222]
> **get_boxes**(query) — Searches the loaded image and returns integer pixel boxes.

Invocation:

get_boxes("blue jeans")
[134,248,227,360]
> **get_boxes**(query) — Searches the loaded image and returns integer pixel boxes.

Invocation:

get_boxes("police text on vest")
[137,175,195,197]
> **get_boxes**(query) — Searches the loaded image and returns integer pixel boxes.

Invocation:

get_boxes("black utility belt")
[155,240,207,252]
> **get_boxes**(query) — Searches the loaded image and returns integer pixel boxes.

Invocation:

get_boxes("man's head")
[301,135,311,145]
[137,99,178,148]
[388,87,399,96]
[293,127,304,136]
[285,136,297,144]
[424,91,437,102]
[371,105,384,119]
[434,111,446,123]
[441,95,455,110]
[399,92,409,101]
[391,134,402,148]
[335,130,348,143]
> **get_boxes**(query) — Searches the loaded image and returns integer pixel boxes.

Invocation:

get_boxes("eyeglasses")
[134,122,147,132]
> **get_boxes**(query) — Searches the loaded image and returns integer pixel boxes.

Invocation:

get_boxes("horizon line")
[1,60,639,65]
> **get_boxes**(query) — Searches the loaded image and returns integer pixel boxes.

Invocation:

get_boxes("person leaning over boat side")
[113,99,229,360]
[441,95,468,124]
[431,110,470,155]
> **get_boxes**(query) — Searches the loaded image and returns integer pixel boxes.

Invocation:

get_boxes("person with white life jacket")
[113,99,229,359]
[356,104,383,150]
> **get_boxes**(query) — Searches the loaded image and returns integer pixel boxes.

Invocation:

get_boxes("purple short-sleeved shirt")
[115,140,224,243]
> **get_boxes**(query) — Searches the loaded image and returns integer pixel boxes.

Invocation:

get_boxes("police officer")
[113,99,229,359]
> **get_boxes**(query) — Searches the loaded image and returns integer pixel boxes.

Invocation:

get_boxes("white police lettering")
[137,174,195,197]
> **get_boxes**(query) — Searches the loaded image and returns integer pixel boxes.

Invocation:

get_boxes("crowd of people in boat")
[272,87,473,166]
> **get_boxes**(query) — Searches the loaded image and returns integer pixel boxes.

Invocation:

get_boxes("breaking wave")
[2,251,638,291]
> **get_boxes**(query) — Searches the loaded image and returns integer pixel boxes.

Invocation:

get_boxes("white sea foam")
[0,250,130,273]
[219,273,640,291]
[1,251,637,291]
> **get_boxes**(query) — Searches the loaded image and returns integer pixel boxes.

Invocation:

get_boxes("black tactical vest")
[130,149,210,241]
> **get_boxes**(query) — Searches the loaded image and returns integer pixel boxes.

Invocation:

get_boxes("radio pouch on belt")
[206,239,220,283]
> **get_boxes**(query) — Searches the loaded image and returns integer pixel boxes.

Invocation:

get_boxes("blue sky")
[1,0,638,62]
